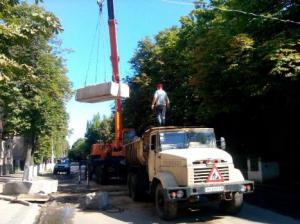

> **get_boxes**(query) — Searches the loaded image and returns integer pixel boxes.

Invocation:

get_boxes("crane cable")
[84,18,100,86]
[95,0,109,83]
[103,25,109,83]
[95,6,103,83]
[84,0,106,86]
[162,0,300,25]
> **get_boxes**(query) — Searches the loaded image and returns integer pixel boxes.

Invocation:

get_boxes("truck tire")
[127,173,133,197]
[95,166,107,185]
[129,174,141,201]
[155,183,178,220]
[219,192,243,215]
[88,166,94,180]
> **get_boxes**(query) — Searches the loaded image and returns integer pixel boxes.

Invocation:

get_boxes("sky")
[40,0,194,146]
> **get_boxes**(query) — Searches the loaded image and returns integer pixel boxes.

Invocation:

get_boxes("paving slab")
[17,193,50,202]
[2,179,58,195]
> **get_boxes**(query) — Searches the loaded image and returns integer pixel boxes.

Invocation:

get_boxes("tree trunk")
[0,140,4,176]
[3,139,14,174]
[2,141,7,175]
[0,119,2,176]
[22,136,35,181]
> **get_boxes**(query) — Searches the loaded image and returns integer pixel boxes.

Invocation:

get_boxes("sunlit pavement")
[73,202,300,224]
[35,164,300,224]
[0,197,40,224]
[1,166,300,224]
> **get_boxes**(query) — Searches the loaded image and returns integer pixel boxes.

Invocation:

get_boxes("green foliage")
[69,114,114,161]
[0,1,71,163]
[68,138,89,161]
[85,113,114,145]
[124,0,300,162]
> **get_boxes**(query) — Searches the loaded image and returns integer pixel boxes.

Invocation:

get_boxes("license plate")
[205,186,224,193]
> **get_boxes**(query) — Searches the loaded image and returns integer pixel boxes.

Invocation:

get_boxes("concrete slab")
[81,192,108,210]
[17,193,50,202]
[76,82,129,103]
[2,179,58,195]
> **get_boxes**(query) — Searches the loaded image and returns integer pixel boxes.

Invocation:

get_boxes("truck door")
[148,133,159,180]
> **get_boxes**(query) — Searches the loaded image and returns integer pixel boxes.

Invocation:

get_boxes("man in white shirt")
[151,83,170,126]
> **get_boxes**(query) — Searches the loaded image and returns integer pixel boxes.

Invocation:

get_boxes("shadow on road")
[245,185,300,221]
[37,167,300,224]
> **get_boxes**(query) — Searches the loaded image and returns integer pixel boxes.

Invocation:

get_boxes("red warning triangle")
[206,165,224,182]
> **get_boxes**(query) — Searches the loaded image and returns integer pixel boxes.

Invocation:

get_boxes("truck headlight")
[169,190,185,199]
[176,190,184,198]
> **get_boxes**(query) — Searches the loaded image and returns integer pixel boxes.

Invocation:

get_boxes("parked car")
[53,158,71,175]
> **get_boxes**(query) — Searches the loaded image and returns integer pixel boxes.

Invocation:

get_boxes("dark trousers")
[155,105,166,126]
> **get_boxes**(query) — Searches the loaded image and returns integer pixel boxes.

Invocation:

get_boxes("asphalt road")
[37,164,300,224]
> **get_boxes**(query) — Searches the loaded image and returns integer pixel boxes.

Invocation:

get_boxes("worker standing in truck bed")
[151,83,170,126]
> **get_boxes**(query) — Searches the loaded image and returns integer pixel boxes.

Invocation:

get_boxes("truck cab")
[88,128,136,184]
[126,126,254,220]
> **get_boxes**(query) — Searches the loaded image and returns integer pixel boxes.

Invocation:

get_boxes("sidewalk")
[0,172,51,224]
[0,199,40,224]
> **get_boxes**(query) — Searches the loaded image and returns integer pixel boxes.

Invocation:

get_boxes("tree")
[68,138,89,161]
[0,1,71,178]
[69,114,114,161]
[85,114,114,146]
[124,0,300,180]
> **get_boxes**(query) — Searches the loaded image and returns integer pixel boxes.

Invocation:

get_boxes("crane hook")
[97,0,104,13]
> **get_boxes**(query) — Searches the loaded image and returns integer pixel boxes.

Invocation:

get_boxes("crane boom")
[107,0,122,148]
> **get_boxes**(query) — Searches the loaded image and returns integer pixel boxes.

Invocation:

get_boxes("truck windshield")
[159,130,215,150]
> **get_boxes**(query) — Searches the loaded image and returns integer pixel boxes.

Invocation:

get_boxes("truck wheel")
[127,173,133,197]
[88,166,94,180]
[95,166,107,185]
[130,174,140,201]
[219,192,243,215]
[155,183,178,220]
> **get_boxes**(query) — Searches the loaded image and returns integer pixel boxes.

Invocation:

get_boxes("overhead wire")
[215,7,300,25]
[162,0,193,6]
[161,0,300,25]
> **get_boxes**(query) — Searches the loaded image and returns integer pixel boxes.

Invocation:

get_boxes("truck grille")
[194,165,229,184]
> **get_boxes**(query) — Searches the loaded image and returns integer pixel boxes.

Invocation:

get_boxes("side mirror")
[220,137,226,150]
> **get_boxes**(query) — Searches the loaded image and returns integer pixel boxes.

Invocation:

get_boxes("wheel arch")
[151,172,178,192]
